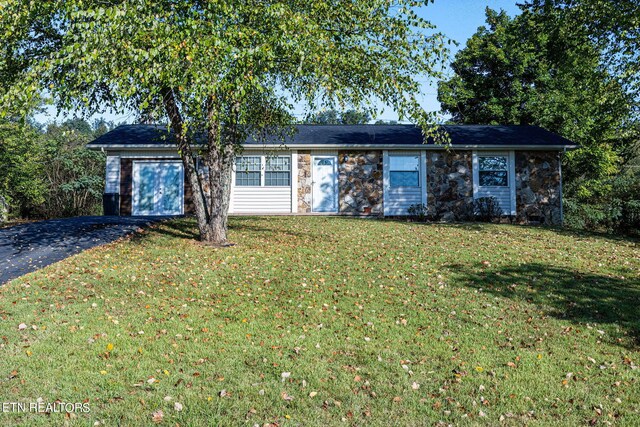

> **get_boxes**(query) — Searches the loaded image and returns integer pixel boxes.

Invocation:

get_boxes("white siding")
[230,187,292,213]
[472,151,516,215]
[383,151,427,216]
[229,151,293,213]
[105,156,121,193]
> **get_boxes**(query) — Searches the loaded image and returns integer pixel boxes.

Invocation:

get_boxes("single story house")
[86,124,577,224]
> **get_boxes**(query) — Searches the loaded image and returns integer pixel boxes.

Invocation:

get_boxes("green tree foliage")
[304,109,371,125]
[523,0,640,101]
[0,118,108,220]
[438,9,632,139]
[0,0,448,244]
[437,8,638,230]
[37,120,107,218]
[0,120,47,219]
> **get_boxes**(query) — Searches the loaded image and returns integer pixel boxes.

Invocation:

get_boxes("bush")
[564,172,640,235]
[407,203,428,222]
[38,135,105,218]
[473,197,503,222]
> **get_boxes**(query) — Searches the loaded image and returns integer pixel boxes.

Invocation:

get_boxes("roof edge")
[87,143,579,151]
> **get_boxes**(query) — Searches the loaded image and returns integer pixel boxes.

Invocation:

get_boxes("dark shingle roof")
[87,124,577,149]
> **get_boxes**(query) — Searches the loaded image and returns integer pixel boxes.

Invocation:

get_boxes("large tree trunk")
[162,88,235,246]
[199,142,235,244]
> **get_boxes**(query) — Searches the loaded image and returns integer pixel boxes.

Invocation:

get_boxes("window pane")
[265,171,290,186]
[236,171,261,186]
[236,156,261,171]
[390,155,419,171]
[479,171,508,186]
[390,171,419,187]
[137,164,156,211]
[265,156,290,172]
[479,156,507,171]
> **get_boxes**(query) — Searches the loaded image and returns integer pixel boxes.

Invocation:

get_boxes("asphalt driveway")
[0,216,166,284]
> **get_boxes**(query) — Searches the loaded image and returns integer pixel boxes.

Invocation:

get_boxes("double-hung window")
[389,155,420,187]
[235,155,291,187]
[235,156,261,186]
[265,157,291,186]
[478,156,509,187]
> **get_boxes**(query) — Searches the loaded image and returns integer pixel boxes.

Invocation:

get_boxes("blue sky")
[34,0,522,125]
[394,0,521,121]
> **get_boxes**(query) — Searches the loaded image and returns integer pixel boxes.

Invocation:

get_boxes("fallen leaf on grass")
[151,410,163,423]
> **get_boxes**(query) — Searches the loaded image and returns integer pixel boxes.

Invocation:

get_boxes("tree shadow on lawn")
[447,262,640,349]
[547,225,640,244]
[134,216,312,242]
[130,217,200,241]
[227,216,304,235]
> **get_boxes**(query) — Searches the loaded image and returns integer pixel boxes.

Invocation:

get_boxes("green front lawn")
[1,217,638,426]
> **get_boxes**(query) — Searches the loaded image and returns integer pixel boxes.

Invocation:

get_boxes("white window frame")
[388,153,422,188]
[234,154,292,188]
[477,155,510,187]
[234,156,262,187]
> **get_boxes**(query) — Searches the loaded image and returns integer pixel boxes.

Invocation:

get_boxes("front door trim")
[311,154,338,213]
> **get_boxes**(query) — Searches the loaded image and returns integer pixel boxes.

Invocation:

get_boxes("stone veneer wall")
[515,151,562,225]
[297,151,312,213]
[338,151,383,215]
[426,151,473,221]
[295,149,561,223]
